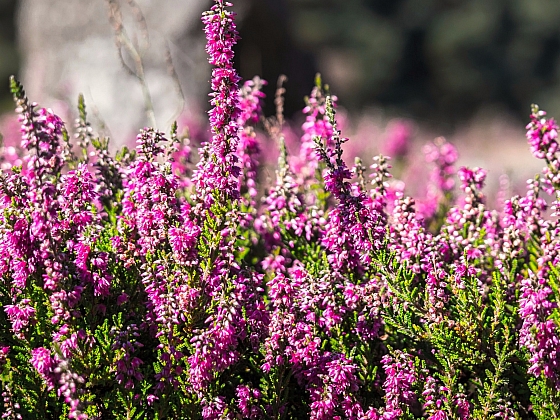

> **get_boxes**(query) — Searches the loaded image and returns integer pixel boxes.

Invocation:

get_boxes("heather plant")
[3,1,560,419]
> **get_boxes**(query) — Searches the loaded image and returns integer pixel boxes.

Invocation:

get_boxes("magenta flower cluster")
[2,1,560,419]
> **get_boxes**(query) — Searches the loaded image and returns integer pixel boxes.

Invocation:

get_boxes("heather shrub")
[2,1,560,419]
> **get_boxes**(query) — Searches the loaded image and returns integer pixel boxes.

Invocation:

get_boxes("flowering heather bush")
[4,2,560,419]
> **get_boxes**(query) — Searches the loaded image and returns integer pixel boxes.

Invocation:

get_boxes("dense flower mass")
[3,1,560,419]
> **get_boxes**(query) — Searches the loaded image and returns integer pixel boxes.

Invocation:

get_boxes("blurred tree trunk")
[17,0,222,144]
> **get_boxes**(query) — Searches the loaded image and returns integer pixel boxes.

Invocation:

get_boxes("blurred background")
[0,0,17,113]
[2,0,560,196]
